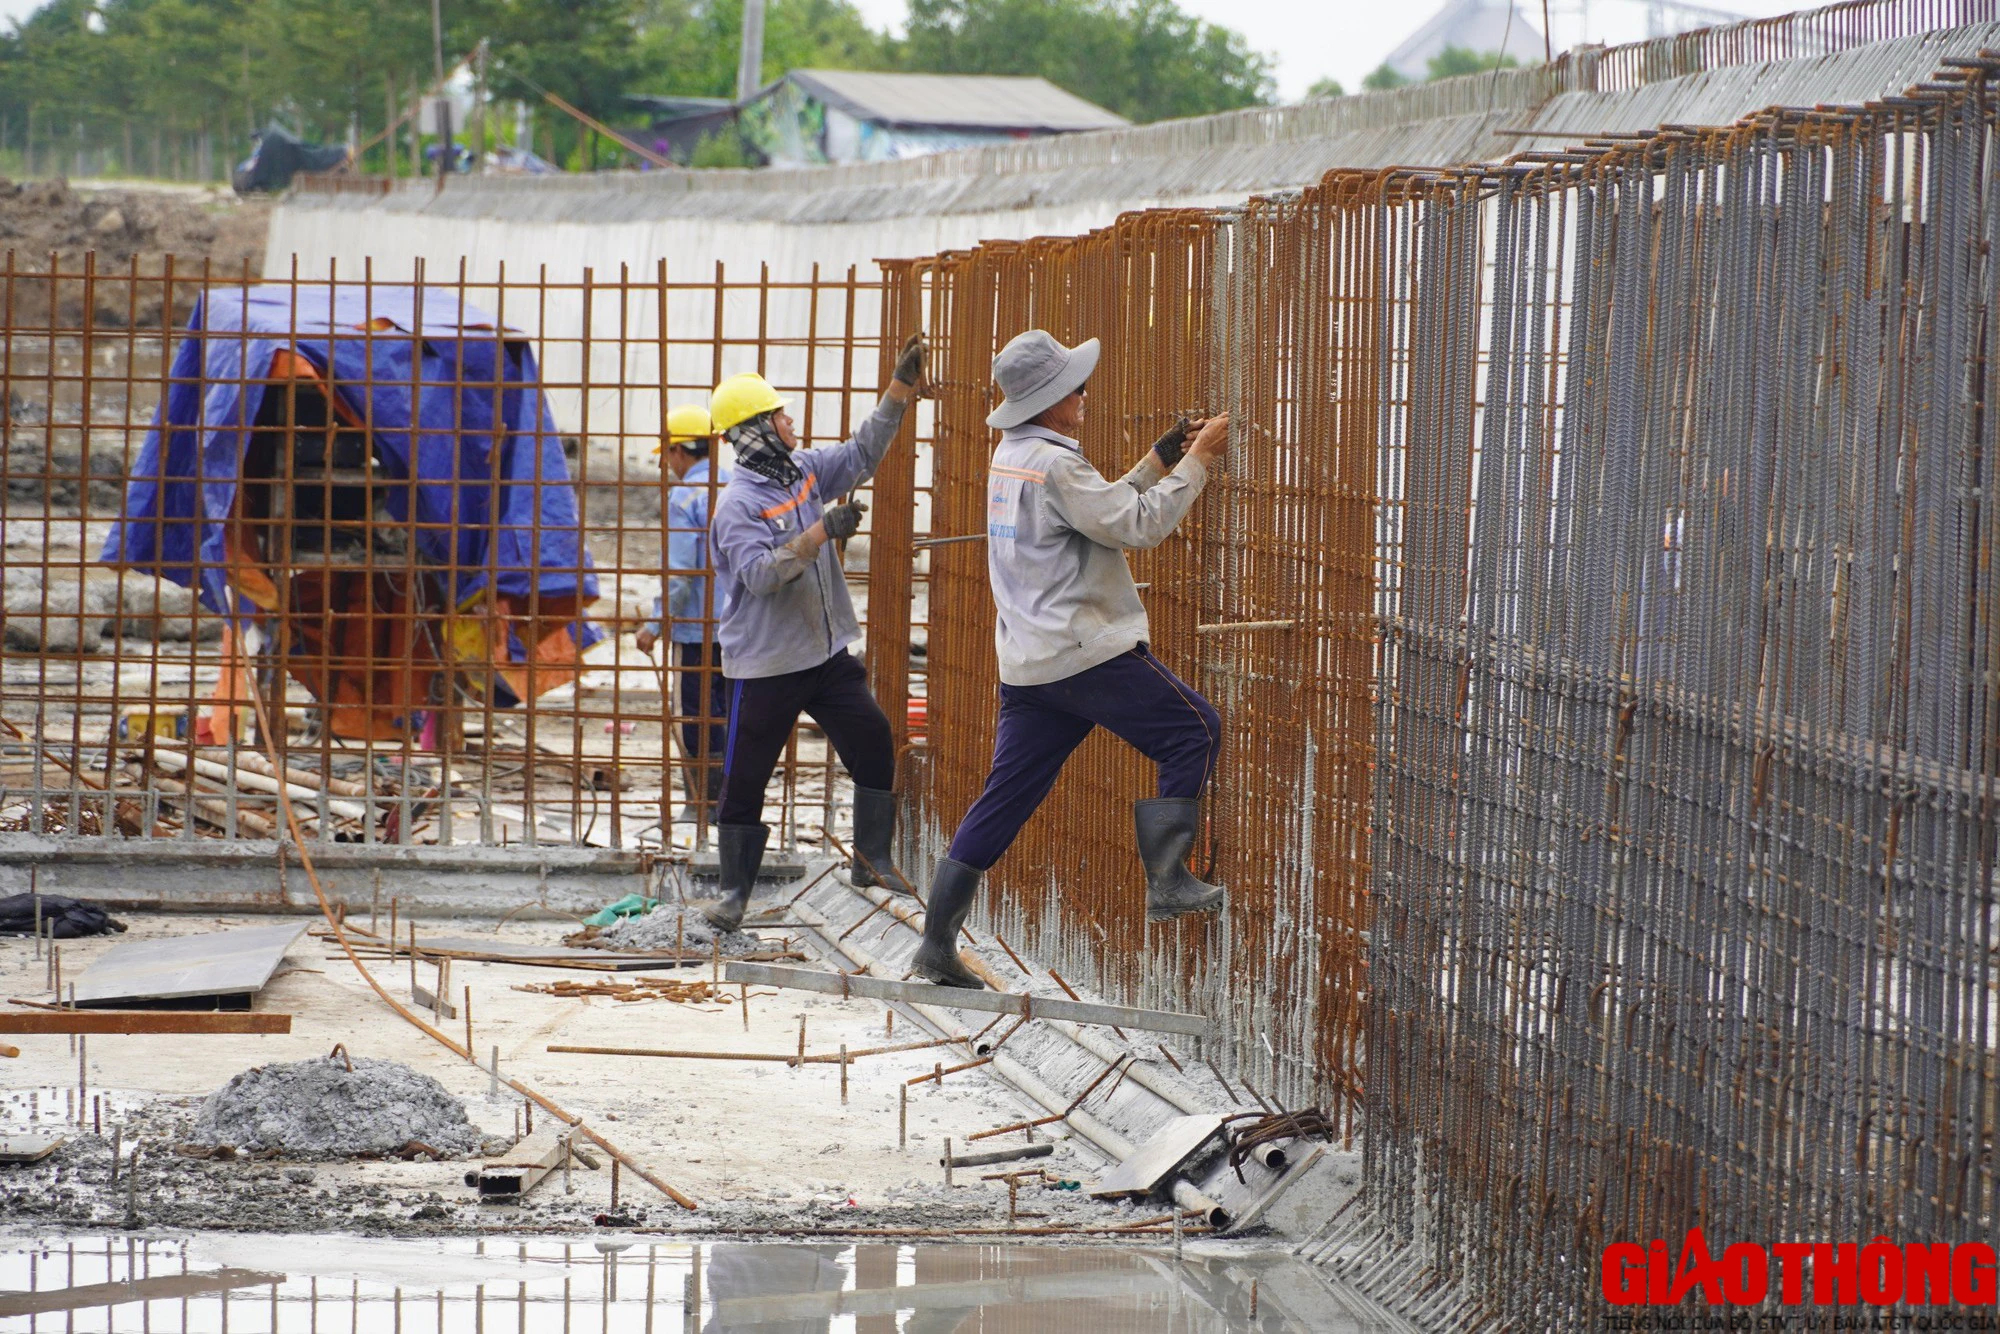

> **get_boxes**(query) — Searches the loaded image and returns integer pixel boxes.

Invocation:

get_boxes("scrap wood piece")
[0,1010,291,1034]
[475,1125,571,1200]
[513,976,746,1005]
[721,961,1212,1038]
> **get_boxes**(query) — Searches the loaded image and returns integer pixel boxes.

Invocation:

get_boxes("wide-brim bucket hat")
[986,329,1100,430]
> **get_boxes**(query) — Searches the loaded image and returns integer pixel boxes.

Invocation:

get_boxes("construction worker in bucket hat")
[693,335,928,930]
[638,403,731,832]
[912,329,1230,989]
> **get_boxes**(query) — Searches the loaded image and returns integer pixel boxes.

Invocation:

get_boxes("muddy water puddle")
[0,1230,1347,1330]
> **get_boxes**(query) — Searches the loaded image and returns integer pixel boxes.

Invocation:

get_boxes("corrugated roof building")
[741,70,1129,165]
[1383,0,1545,80]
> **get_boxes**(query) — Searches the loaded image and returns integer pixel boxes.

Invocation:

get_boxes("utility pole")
[430,0,451,181]
[736,0,766,104]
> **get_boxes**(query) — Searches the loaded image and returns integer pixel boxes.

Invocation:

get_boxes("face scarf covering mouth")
[727,414,802,488]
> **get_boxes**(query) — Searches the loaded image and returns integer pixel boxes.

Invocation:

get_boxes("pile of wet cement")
[193,1056,484,1159]
[592,902,767,956]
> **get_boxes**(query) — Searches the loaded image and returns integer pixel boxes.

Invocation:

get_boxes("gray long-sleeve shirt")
[985,423,1208,686]
[709,393,910,679]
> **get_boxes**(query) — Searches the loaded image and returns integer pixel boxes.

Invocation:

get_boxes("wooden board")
[0,1011,291,1034]
[475,1126,570,1200]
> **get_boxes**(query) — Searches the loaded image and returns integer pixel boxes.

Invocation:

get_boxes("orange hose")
[244,686,697,1209]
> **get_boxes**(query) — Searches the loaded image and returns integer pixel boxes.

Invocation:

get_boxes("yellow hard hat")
[709,372,789,434]
[652,403,714,454]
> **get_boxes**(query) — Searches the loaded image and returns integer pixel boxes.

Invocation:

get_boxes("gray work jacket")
[984,424,1208,686]
[709,394,909,679]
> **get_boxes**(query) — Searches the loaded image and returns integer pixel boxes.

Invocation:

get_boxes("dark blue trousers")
[718,650,895,828]
[945,646,1220,871]
[675,640,730,781]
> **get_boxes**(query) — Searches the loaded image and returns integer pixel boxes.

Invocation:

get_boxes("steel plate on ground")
[1088,1113,1226,1199]
[71,922,307,1007]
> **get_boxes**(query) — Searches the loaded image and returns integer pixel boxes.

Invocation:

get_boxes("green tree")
[1361,62,1408,92]
[632,0,892,100]
[1305,75,1343,99]
[1424,44,1518,80]
[688,126,755,166]
[899,0,1273,125]
[476,0,647,120]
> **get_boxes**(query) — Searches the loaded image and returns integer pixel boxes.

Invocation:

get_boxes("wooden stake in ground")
[899,1084,907,1149]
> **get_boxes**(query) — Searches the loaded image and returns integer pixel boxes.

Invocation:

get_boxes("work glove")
[892,333,927,387]
[823,500,868,541]
[1150,416,1193,469]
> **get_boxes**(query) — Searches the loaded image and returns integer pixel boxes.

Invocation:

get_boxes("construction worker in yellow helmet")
[692,334,928,930]
[638,403,730,833]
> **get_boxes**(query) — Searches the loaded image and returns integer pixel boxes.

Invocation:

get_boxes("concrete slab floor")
[0,908,1190,1240]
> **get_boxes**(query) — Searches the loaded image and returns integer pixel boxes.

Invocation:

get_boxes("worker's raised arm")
[1119,451,1168,494]
[798,336,926,500]
[1043,450,1208,551]
[1045,414,1226,549]
[799,389,913,501]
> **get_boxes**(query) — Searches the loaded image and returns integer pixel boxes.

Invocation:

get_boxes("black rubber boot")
[911,858,986,989]
[848,786,914,896]
[1134,798,1225,922]
[695,824,768,932]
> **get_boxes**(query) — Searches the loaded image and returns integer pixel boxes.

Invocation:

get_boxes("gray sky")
[1,0,1814,104]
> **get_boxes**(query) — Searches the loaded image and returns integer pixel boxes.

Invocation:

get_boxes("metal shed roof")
[783,70,1129,132]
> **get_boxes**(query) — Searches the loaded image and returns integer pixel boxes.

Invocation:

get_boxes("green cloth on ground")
[583,894,657,927]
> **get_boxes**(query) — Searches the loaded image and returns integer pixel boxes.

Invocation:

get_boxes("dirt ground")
[0,900,1153,1240]
[0,177,270,328]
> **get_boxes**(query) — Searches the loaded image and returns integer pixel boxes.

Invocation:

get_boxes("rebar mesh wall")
[1,260,919,853]
[903,208,1378,1115]
[1347,75,1999,1325]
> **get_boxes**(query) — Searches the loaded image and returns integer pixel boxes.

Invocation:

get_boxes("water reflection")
[0,1230,1346,1331]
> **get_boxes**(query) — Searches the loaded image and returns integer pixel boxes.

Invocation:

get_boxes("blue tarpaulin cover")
[101,283,600,625]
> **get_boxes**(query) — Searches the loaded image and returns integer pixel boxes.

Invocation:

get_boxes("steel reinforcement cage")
[0,259,927,858]
[2,39,1996,1330]
[895,50,1997,1326]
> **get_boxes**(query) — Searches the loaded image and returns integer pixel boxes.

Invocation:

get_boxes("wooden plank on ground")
[721,962,1211,1038]
[475,1126,570,1200]
[0,1011,291,1034]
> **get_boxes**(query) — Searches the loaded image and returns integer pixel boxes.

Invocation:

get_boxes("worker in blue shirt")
[691,335,927,930]
[637,404,731,830]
